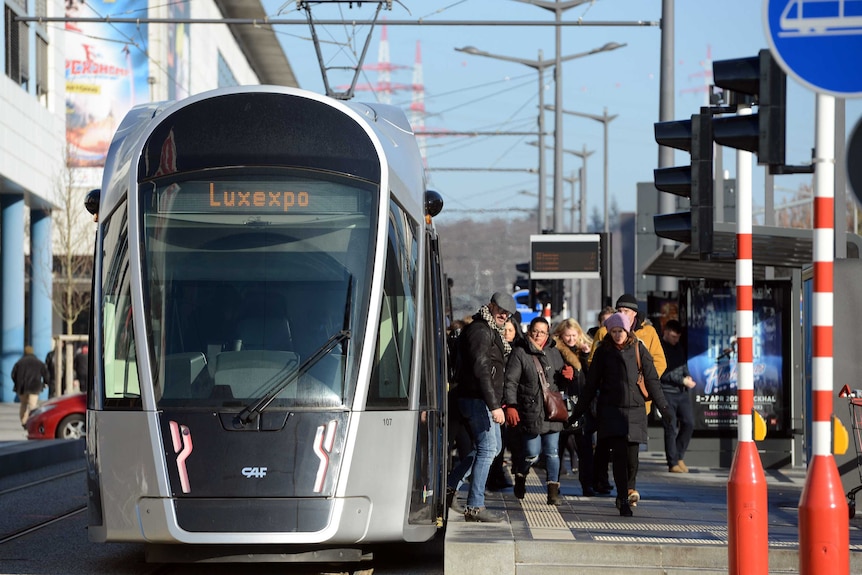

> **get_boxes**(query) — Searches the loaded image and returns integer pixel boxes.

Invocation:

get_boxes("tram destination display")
[155,179,370,214]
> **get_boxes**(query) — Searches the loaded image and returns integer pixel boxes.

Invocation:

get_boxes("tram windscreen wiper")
[237,329,351,425]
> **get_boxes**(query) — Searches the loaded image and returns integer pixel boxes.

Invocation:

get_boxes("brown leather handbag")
[533,355,569,422]
[634,342,650,400]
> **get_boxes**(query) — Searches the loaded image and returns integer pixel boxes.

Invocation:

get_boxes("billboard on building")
[167,0,190,101]
[681,280,791,435]
[65,0,150,167]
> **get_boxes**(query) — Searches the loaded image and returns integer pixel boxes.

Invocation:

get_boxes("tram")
[83,86,450,563]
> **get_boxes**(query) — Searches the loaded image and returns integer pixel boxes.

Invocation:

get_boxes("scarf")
[478,304,512,357]
[553,335,583,370]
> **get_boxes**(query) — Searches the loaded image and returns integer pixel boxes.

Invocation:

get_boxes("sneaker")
[464,506,504,523]
[669,464,685,473]
[627,489,640,508]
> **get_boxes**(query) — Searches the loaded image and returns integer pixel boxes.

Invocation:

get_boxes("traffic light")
[711,49,786,168]
[653,112,714,257]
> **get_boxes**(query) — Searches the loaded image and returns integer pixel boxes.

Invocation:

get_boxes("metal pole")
[726,105,768,575]
[579,164,587,323]
[538,51,547,233]
[603,108,610,234]
[569,169,577,319]
[553,6,564,232]
[798,92,849,575]
[656,0,676,293]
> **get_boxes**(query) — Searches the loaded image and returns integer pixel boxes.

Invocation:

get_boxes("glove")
[567,413,583,429]
[561,365,574,380]
[505,406,521,427]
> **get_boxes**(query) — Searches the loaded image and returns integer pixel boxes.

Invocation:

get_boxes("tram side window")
[101,203,142,407]
[367,200,418,409]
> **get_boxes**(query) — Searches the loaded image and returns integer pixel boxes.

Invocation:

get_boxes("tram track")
[0,505,86,544]
[0,463,88,545]
[0,466,84,497]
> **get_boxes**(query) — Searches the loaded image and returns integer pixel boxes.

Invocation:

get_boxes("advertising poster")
[682,281,789,434]
[647,292,679,334]
[167,0,190,101]
[65,0,150,167]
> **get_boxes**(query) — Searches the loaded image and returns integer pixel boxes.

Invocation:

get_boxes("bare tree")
[52,144,95,335]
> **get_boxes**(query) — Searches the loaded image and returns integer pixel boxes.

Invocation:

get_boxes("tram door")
[407,232,447,523]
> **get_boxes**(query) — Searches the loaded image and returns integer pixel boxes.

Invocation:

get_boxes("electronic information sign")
[529,234,601,280]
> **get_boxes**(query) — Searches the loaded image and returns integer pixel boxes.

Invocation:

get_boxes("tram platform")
[444,451,862,575]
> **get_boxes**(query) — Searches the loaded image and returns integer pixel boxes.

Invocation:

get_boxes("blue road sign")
[763,0,862,97]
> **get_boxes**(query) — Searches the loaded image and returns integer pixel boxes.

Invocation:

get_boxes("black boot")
[446,487,464,513]
[547,482,561,505]
[619,501,633,517]
[514,473,526,499]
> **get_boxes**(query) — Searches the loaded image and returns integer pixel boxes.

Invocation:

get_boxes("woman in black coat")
[504,317,569,505]
[553,318,595,496]
[570,312,669,517]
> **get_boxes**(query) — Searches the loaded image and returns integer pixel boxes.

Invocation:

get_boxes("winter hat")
[604,312,633,333]
[615,293,639,312]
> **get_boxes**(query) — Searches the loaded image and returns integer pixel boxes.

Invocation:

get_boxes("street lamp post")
[514,0,624,233]
[551,106,618,233]
[455,40,624,233]
[455,46,553,232]
[563,145,594,322]
[563,144,594,235]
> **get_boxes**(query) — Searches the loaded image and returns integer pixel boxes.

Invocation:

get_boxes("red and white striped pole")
[798,92,849,574]
[727,105,768,575]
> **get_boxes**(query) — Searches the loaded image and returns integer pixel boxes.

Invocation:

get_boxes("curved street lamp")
[550,106,618,233]
[454,41,625,233]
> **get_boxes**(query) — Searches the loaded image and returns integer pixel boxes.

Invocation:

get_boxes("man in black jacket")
[12,346,49,426]
[659,320,696,473]
[445,291,516,523]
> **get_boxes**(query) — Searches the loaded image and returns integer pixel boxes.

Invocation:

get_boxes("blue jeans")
[446,397,502,509]
[520,430,561,483]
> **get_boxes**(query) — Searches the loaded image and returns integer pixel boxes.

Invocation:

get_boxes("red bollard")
[727,440,769,575]
[799,455,849,574]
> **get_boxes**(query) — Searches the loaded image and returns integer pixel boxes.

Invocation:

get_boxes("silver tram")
[83,86,449,562]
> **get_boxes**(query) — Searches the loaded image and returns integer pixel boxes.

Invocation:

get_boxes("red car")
[25,392,87,440]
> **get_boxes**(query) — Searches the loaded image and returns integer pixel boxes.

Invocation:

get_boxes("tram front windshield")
[140,171,376,409]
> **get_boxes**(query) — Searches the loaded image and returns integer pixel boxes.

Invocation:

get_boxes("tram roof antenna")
[299,1,403,100]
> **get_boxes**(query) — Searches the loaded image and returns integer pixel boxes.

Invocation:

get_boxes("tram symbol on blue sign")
[763,0,862,97]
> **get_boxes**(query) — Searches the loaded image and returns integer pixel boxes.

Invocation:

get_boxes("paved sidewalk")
[0,401,27,441]
[445,451,862,574]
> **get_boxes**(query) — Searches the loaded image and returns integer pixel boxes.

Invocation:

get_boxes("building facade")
[0,0,297,401]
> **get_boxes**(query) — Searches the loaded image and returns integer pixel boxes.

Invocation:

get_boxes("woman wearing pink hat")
[568,312,669,517]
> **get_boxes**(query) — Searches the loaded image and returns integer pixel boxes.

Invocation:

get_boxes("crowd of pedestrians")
[446,291,696,521]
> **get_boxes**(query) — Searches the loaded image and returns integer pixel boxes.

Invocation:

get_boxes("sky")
[259,0,862,227]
